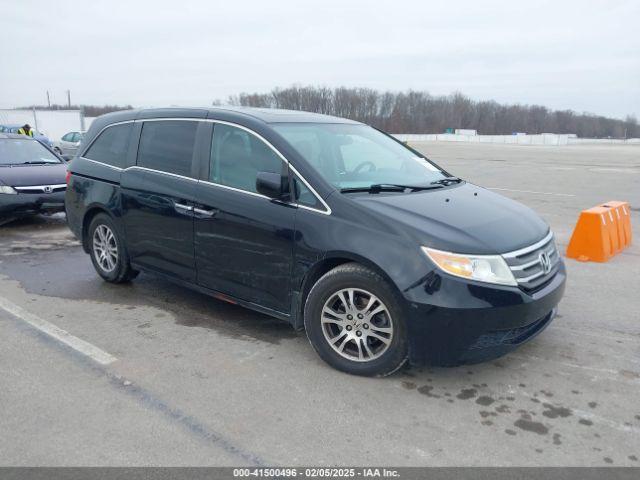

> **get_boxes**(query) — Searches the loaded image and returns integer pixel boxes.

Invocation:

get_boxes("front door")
[194,122,296,313]
[121,120,201,282]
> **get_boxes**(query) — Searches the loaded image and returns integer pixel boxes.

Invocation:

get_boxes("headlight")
[0,185,17,195]
[421,246,517,286]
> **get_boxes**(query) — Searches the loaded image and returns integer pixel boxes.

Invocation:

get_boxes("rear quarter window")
[83,123,132,168]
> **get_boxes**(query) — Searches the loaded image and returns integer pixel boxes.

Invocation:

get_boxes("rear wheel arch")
[86,213,138,283]
[81,207,118,253]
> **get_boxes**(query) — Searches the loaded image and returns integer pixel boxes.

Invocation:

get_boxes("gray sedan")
[54,131,84,159]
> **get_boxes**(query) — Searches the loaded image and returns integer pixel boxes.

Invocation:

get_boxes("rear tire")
[87,213,138,283]
[304,263,408,377]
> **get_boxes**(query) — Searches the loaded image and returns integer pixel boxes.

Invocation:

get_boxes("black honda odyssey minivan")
[65,107,566,376]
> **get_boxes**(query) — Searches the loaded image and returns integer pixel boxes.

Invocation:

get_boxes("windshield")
[0,139,61,165]
[272,123,447,190]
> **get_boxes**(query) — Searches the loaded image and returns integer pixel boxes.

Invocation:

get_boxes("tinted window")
[293,175,322,210]
[84,123,132,168]
[137,121,197,177]
[62,133,74,141]
[210,124,283,193]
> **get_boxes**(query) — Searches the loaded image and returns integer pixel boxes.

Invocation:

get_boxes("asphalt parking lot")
[1,142,638,466]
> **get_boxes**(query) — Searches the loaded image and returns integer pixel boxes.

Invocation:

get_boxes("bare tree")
[220,86,638,138]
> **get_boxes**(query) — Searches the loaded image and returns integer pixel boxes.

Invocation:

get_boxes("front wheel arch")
[303,262,409,376]
[297,252,405,329]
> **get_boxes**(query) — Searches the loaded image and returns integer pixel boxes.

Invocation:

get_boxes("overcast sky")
[1,0,638,119]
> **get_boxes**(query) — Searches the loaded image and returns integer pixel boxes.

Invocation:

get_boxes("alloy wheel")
[321,288,394,362]
[92,224,118,273]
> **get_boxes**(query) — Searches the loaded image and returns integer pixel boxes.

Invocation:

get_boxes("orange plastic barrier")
[566,201,632,262]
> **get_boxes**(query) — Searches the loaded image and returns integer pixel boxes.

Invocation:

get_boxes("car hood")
[349,182,549,254]
[0,163,67,187]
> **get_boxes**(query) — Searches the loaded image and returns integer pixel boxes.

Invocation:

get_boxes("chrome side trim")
[78,156,124,171]
[199,179,270,200]
[501,231,554,258]
[127,166,199,183]
[174,203,193,211]
[14,184,67,191]
[297,203,330,215]
[193,207,216,217]
[287,163,332,216]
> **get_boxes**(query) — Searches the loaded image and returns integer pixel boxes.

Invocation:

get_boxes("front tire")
[87,213,138,283]
[304,263,408,377]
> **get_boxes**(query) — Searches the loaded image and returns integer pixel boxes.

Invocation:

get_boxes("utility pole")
[46,91,51,108]
[67,90,71,108]
[80,105,86,132]
[32,106,38,132]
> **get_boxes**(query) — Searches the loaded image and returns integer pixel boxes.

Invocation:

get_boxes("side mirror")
[256,171,286,199]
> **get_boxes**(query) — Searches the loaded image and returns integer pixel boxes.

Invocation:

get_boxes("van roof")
[97,106,360,125]
[208,106,359,124]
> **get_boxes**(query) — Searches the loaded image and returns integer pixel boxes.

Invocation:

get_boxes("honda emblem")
[539,251,552,274]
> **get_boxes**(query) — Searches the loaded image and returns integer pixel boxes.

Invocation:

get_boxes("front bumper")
[404,261,566,366]
[0,191,66,217]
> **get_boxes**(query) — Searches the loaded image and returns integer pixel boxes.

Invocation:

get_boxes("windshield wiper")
[430,176,463,186]
[340,183,444,194]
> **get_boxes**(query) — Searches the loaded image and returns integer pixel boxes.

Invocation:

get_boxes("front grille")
[13,184,66,194]
[502,231,560,292]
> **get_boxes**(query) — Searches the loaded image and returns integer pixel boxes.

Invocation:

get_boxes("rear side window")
[83,123,132,168]
[137,121,198,177]
[210,123,283,193]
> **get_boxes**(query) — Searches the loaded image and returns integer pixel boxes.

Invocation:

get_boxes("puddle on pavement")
[393,364,640,465]
[0,235,300,345]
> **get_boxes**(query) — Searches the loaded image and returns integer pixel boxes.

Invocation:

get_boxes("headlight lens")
[421,246,517,286]
[0,185,17,195]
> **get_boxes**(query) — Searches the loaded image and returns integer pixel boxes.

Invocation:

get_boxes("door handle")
[174,202,194,214]
[193,207,218,218]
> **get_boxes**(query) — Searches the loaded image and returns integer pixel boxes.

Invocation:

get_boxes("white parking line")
[590,167,639,174]
[488,187,575,197]
[0,296,117,365]
[549,325,640,344]
[508,353,640,384]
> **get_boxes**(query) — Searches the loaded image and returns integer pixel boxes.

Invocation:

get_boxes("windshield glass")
[0,139,61,165]
[273,123,447,190]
